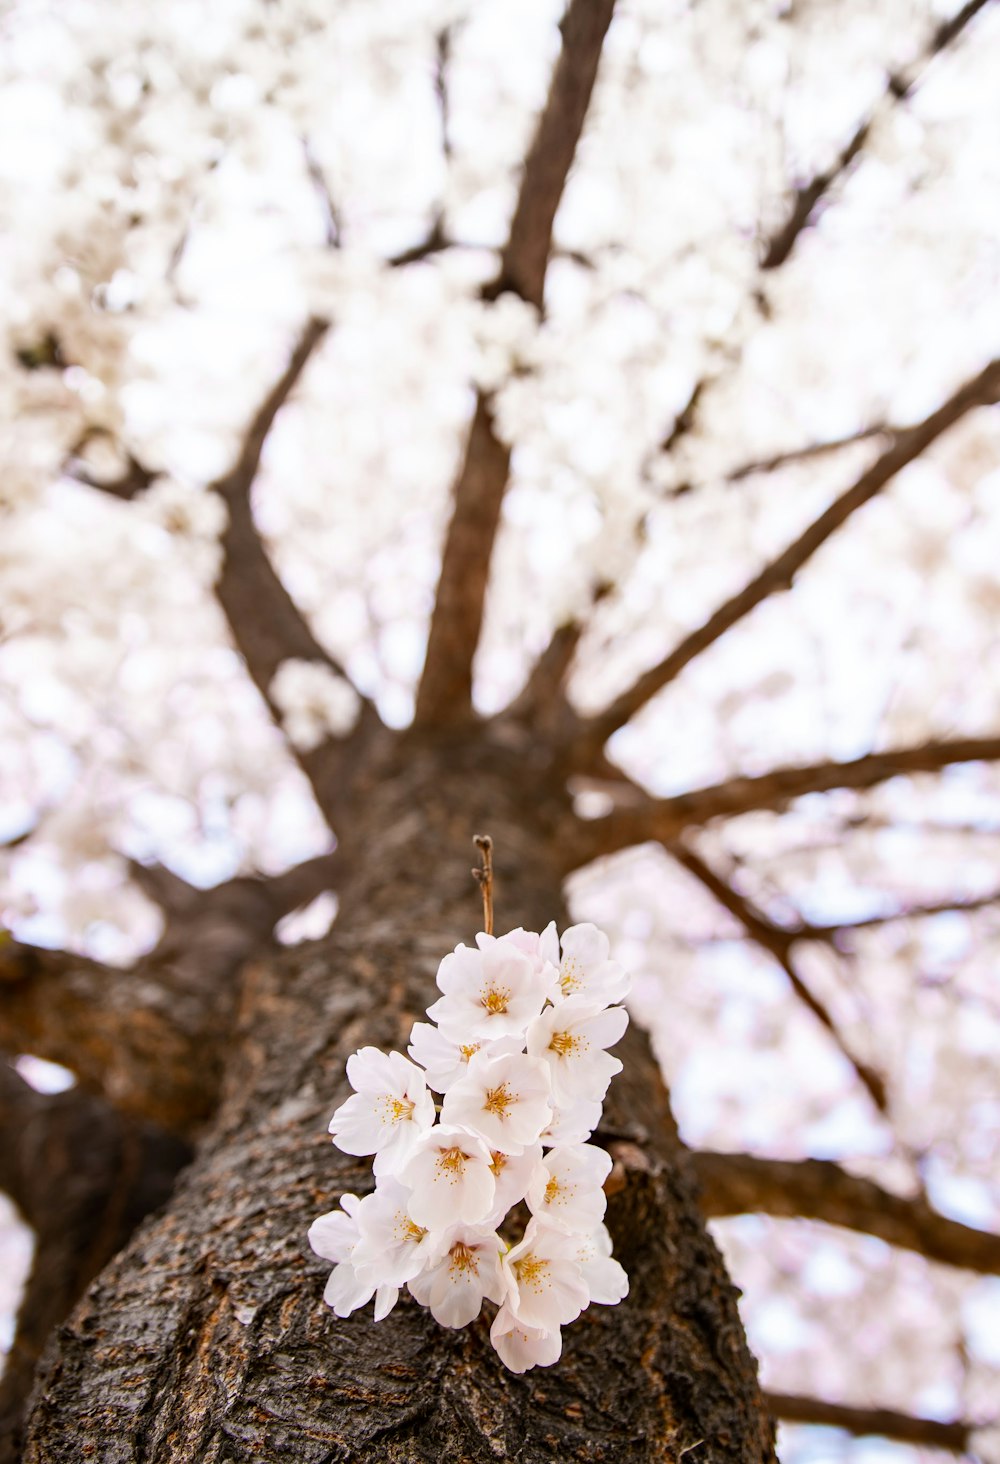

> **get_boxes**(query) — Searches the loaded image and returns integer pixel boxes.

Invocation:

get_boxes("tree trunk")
[21,737,775,1463]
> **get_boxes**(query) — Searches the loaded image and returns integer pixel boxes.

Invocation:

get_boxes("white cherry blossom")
[426,933,550,1042]
[538,1098,603,1148]
[526,1143,612,1234]
[500,1217,590,1332]
[328,1047,435,1177]
[308,1193,399,1321]
[408,1224,505,1328]
[489,1306,563,1374]
[442,1049,552,1154]
[399,1124,496,1229]
[351,1176,438,1288]
[483,1142,542,1227]
[481,921,560,975]
[406,1022,520,1093]
[526,997,629,1107]
[573,1223,630,1307]
[554,923,631,1007]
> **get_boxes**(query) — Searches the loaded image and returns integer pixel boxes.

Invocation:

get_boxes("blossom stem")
[472,833,494,936]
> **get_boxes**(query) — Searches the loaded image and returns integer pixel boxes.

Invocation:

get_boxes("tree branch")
[764,1392,976,1452]
[128,850,341,922]
[761,0,991,270]
[64,449,160,500]
[0,877,283,1134]
[63,322,378,815]
[569,358,1000,763]
[212,316,349,702]
[386,216,451,269]
[486,0,617,311]
[726,424,893,482]
[568,735,1000,864]
[413,0,616,728]
[805,887,1000,939]
[505,619,586,742]
[0,1059,189,1464]
[693,1149,1000,1274]
[672,844,888,1112]
[302,137,342,248]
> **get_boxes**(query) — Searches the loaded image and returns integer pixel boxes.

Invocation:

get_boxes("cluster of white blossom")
[309,921,630,1371]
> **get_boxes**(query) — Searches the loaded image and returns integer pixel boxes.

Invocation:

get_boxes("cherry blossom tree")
[2,0,1000,1459]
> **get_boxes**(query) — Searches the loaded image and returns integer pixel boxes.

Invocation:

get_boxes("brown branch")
[0,877,283,1134]
[67,318,347,700]
[764,1392,976,1452]
[761,0,991,269]
[210,319,385,811]
[807,887,1000,939]
[434,26,454,163]
[413,0,616,729]
[570,358,1000,763]
[126,858,203,918]
[302,137,342,248]
[412,395,512,727]
[472,833,494,936]
[264,849,341,912]
[212,317,343,704]
[726,424,893,482]
[64,322,377,817]
[65,450,161,499]
[386,215,451,269]
[568,735,1000,865]
[0,1059,189,1463]
[128,850,341,923]
[648,3,989,469]
[486,0,616,311]
[672,844,888,1112]
[693,1149,1000,1275]
[505,619,586,741]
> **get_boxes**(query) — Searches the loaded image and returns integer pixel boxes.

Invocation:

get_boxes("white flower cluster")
[309,922,630,1372]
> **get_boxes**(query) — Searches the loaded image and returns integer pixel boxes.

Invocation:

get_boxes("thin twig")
[472,833,494,936]
[761,0,991,270]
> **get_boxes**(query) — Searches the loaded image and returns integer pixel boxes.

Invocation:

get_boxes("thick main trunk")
[23,739,774,1463]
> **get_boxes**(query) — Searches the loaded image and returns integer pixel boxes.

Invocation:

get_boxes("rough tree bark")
[18,734,775,1462]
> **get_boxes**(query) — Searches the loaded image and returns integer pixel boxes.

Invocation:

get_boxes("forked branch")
[672,844,888,1112]
[570,358,1000,765]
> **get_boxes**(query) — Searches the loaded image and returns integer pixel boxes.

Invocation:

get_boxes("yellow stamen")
[543,1176,560,1205]
[560,958,582,995]
[548,1031,580,1058]
[449,1241,479,1276]
[483,1083,514,1119]
[377,1094,415,1124]
[437,1146,467,1175]
[514,1255,548,1291]
[459,1043,480,1061]
[480,986,510,1015]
